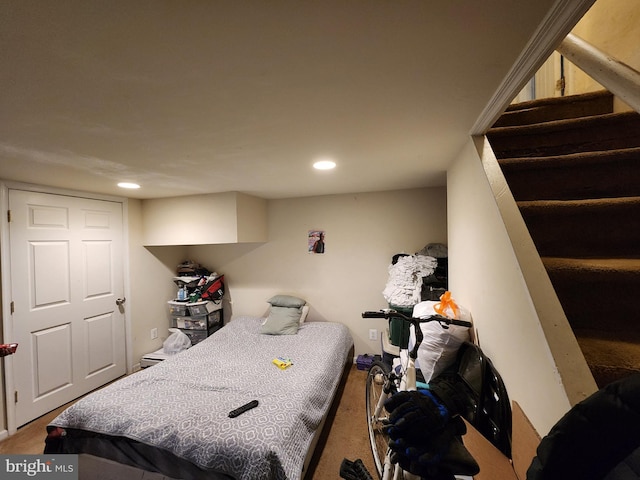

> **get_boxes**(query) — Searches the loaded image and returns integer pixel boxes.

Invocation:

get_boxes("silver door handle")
[116,298,126,306]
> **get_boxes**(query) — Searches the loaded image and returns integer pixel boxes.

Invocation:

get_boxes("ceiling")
[1,0,559,200]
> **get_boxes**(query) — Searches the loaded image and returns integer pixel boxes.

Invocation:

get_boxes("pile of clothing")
[383,255,437,307]
[382,243,448,307]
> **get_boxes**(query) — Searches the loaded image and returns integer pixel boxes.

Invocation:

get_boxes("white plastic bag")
[163,328,191,354]
[408,299,471,383]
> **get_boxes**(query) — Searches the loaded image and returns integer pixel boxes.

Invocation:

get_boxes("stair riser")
[501,154,640,201]
[520,201,640,257]
[489,114,640,158]
[547,271,640,331]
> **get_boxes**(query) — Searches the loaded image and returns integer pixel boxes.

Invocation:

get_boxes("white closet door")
[8,189,126,427]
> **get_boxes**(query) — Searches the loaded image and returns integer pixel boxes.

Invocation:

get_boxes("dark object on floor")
[339,458,374,480]
[356,354,381,371]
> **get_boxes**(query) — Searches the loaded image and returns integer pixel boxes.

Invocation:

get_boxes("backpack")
[201,275,225,303]
[430,341,512,457]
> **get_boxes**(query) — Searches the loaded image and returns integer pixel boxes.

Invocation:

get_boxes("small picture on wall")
[308,230,325,254]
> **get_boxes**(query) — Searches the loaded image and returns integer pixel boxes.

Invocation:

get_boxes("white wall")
[127,199,188,365]
[184,188,447,357]
[446,138,573,436]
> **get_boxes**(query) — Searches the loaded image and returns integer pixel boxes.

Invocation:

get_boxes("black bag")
[430,341,512,458]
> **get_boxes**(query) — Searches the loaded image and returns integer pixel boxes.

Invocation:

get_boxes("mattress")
[46,316,354,480]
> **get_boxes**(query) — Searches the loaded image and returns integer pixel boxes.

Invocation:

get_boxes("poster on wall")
[308,230,325,254]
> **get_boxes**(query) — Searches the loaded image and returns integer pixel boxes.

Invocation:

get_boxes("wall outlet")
[369,329,377,341]
[150,328,158,340]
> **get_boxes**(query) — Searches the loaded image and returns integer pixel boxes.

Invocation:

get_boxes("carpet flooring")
[0,365,375,479]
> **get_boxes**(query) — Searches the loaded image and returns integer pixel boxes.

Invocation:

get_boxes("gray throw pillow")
[260,305,302,335]
[267,295,306,308]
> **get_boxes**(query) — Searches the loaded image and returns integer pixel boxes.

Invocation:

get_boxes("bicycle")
[362,309,473,480]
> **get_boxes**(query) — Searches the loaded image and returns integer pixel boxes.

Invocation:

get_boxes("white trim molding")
[471,0,596,135]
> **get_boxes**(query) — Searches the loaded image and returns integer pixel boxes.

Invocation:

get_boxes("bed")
[45,315,354,480]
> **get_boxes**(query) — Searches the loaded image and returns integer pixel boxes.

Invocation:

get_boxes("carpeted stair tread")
[498,147,640,200]
[504,90,612,112]
[518,197,640,257]
[490,90,640,388]
[575,331,640,367]
[494,90,613,127]
[542,256,640,275]
[573,331,640,388]
[488,111,640,158]
[542,257,640,332]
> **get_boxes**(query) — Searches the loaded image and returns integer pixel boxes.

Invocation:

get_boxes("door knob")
[116,298,126,306]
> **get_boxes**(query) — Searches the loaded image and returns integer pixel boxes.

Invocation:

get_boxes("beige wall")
[0,158,588,438]
[127,199,188,365]
[0,187,444,435]
[172,188,447,358]
[0,288,4,434]
[567,0,640,102]
[446,139,573,436]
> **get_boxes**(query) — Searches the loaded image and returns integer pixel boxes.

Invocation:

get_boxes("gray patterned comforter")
[49,316,353,480]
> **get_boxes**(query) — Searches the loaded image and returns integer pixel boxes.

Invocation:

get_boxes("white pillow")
[408,301,471,383]
[299,305,310,323]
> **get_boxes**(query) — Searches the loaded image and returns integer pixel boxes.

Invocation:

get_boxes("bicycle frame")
[363,309,472,480]
[366,312,421,480]
[371,346,420,479]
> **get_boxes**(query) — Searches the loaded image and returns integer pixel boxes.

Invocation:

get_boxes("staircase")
[486,90,640,388]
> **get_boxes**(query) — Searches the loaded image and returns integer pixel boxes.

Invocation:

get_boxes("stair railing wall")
[558,33,640,113]
[473,136,599,407]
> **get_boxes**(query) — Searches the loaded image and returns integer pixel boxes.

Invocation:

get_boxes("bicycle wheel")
[365,360,393,479]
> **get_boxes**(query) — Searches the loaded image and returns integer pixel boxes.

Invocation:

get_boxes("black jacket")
[527,373,640,480]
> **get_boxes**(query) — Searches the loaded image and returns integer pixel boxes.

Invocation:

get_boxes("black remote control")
[228,400,259,418]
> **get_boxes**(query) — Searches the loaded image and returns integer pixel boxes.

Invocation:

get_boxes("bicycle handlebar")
[362,310,472,329]
[362,309,472,361]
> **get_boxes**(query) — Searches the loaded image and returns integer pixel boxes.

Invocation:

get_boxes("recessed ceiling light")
[313,159,336,170]
[117,182,141,189]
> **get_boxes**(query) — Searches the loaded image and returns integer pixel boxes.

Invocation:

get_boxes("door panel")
[31,241,70,308]
[30,204,69,229]
[33,324,72,397]
[84,241,113,297]
[9,189,126,427]
[85,313,116,376]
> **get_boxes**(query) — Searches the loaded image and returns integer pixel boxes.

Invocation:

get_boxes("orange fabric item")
[434,291,459,318]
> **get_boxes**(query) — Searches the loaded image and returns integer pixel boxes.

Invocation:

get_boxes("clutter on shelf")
[173,260,225,304]
[167,261,225,347]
